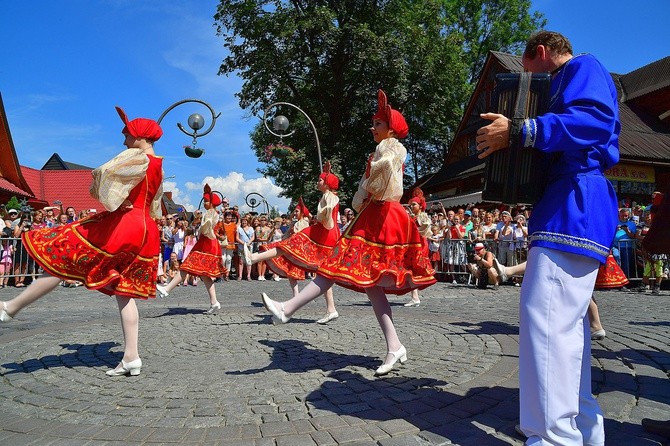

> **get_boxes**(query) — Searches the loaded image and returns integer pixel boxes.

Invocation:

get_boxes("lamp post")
[157,99,220,158]
[245,192,270,215]
[262,102,323,173]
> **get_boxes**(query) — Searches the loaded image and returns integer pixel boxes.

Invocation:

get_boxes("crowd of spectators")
[1,191,667,291]
[0,202,92,288]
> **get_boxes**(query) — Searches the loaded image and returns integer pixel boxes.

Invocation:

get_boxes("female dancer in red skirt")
[156,184,227,313]
[258,197,311,292]
[404,188,432,307]
[0,106,163,377]
[252,164,341,324]
[261,90,436,375]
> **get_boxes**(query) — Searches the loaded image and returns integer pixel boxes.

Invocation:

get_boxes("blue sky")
[1,0,668,211]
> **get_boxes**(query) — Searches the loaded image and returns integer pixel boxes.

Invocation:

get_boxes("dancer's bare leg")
[115,296,140,362]
[251,248,279,264]
[588,296,603,332]
[288,278,300,298]
[366,286,402,364]
[324,287,336,313]
[266,275,333,317]
[504,261,527,277]
[1,274,61,317]
[201,276,218,306]
[163,270,186,293]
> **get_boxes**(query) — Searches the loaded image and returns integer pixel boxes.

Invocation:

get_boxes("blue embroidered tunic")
[521,54,620,263]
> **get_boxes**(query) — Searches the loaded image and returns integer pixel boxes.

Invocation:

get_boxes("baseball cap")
[464,210,472,216]
[8,209,18,215]
[474,243,485,251]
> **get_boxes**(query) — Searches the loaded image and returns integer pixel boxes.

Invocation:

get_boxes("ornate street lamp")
[157,99,220,158]
[262,102,323,173]
[245,192,270,215]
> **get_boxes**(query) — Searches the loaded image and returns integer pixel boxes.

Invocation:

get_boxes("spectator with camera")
[468,242,503,289]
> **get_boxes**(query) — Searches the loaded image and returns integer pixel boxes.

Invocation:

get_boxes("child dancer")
[404,188,432,307]
[157,184,227,313]
[1,106,164,377]
[252,163,341,324]
[261,90,435,374]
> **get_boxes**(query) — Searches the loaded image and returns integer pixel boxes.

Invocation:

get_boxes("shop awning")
[435,191,483,208]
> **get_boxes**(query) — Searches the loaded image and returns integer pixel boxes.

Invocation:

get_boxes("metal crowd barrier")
[432,238,667,283]
[1,236,666,286]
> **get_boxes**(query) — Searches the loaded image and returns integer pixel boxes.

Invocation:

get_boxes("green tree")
[214,0,544,208]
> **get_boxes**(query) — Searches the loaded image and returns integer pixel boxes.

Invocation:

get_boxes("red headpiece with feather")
[203,183,222,207]
[371,90,409,139]
[408,187,426,211]
[295,196,311,218]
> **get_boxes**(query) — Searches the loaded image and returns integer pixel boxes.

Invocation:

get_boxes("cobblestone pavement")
[0,278,668,445]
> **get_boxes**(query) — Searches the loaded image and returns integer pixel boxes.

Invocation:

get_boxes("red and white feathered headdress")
[408,187,426,211]
[115,106,163,141]
[371,90,409,139]
[202,183,222,207]
[295,196,311,218]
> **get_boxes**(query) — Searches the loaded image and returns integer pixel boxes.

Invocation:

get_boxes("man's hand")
[476,113,511,159]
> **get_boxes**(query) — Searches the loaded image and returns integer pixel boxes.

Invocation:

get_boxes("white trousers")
[519,247,604,446]
[222,248,234,272]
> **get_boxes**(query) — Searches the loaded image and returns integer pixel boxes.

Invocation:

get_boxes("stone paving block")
[88,425,139,441]
[377,418,421,436]
[310,430,337,446]
[144,426,189,443]
[597,390,636,418]
[259,421,298,437]
[123,426,157,443]
[360,423,392,440]
[275,433,318,446]
[309,414,349,430]
[328,425,374,443]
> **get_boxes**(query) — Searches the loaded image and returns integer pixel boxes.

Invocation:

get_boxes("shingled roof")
[41,153,93,170]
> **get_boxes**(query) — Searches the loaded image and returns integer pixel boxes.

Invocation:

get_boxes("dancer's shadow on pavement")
[151,307,215,317]
[450,320,519,335]
[228,338,522,445]
[1,341,120,375]
[227,339,377,374]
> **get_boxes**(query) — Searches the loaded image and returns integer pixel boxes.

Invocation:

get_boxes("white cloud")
[174,172,290,214]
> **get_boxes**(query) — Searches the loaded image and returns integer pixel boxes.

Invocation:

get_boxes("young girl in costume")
[181,226,199,286]
[1,106,164,377]
[252,164,341,324]
[403,188,432,307]
[156,184,227,313]
[261,90,436,375]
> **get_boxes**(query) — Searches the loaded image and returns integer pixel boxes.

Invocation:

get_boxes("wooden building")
[418,52,670,209]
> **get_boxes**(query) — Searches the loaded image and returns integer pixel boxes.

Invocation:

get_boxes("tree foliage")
[214,0,544,210]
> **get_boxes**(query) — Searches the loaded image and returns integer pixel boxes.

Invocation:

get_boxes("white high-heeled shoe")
[0,302,13,322]
[106,358,142,376]
[261,293,290,324]
[156,285,169,298]
[206,302,221,314]
[374,345,407,376]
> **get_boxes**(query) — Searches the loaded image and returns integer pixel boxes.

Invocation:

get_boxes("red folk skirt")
[22,210,159,299]
[179,236,227,278]
[318,200,436,294]
[595,253,630,289]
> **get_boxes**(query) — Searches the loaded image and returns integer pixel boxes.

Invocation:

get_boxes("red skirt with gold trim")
[179,236,227,278]
[595,254,629,289]
[22,210,159,299]
[262,241,307,280]
[318,200,436,294]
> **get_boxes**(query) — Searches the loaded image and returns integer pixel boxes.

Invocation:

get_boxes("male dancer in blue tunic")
[476,31,619,445]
